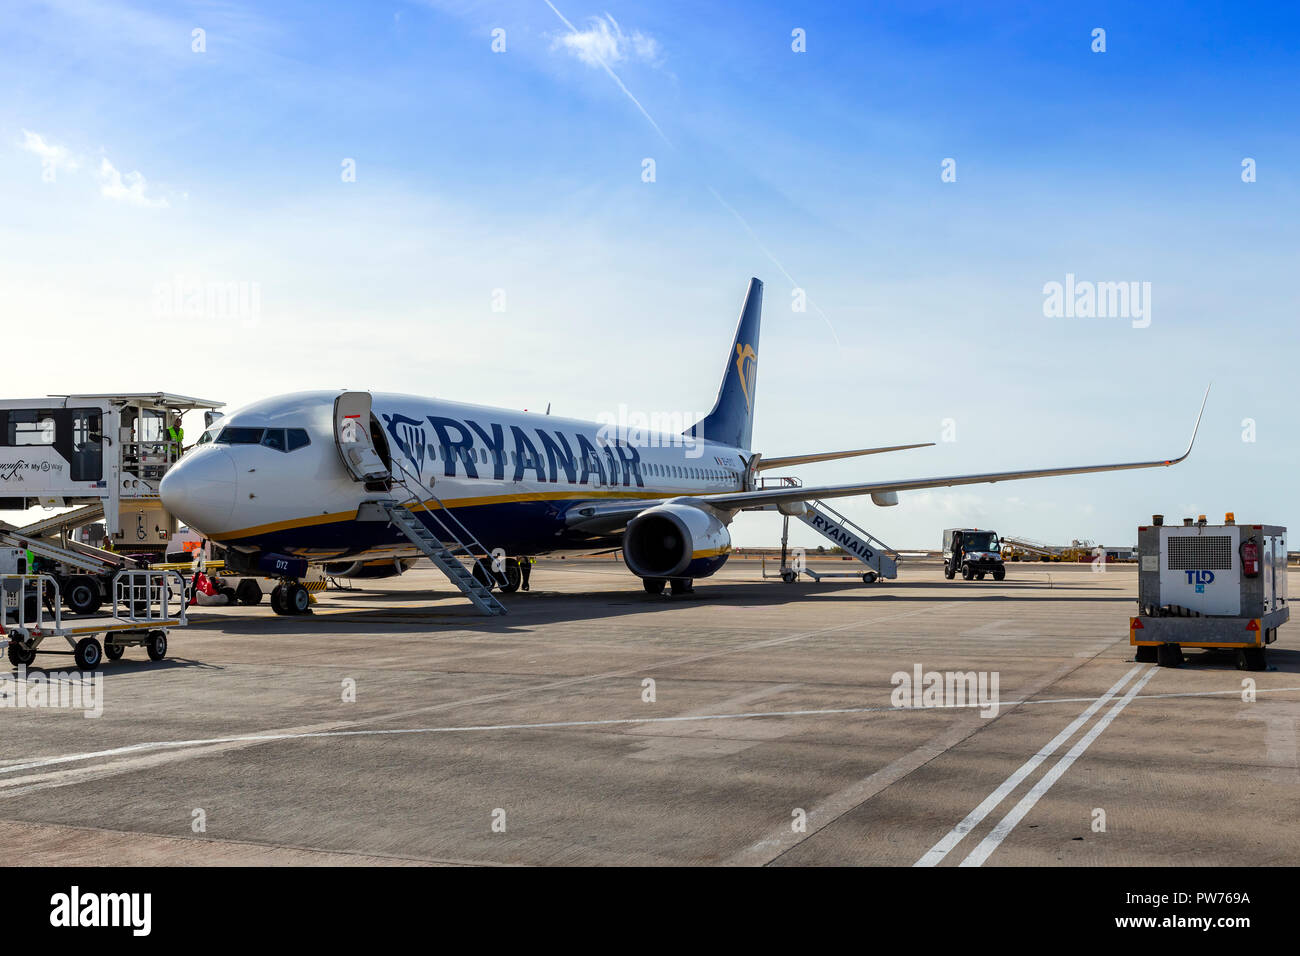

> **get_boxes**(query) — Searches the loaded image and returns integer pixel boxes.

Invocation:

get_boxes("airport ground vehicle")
[1,547,186,669]
[1130,514,1288,670]
[0,393,223,614]
[943,528,1005,581]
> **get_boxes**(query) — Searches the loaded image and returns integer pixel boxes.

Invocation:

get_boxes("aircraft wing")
[566,389,1206,532]
[757,443,934,470]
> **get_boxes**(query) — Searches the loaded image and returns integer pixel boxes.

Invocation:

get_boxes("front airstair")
[381,462,507,616]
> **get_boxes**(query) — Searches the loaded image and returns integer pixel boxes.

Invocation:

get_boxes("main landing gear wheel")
[8,642,35,667]
[65,575,102,615]
[642,577,666,595]
[669,578,694,595]
[497,559,522,594]
[104,640,125,661]
[146,630,168,662]
[780,570,797,584]
[270,585,288,615]
[472,560,497,591]
[861,571,877,584]
[235,579,264,606]
[73,637,103,671]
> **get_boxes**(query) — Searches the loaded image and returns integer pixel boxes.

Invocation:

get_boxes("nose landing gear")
[270,580,312,615]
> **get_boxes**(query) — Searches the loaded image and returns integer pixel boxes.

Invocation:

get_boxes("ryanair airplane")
[160,278,1203,614]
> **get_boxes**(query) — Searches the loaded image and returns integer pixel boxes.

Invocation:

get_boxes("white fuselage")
[161,390,747,562]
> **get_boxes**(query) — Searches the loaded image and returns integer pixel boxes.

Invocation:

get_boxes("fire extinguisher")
[1240,537,1260,577]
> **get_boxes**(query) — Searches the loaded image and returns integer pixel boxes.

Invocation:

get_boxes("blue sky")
[1,0,1296,547]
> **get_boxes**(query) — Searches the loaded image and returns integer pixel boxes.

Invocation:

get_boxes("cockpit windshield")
[210,426,311,451]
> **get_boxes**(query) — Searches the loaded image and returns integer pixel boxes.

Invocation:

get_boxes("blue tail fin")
[687,278,762,450]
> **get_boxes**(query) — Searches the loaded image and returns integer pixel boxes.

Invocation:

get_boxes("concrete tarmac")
[1,558,1295,866]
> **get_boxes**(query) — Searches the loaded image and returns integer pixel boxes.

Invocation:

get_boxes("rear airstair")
[796,499,901,580]
[757,476,902,583]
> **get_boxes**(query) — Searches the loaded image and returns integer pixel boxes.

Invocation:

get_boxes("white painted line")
[4,668,1290,784]
[958,665,1159,867]
[914,663,1145,867]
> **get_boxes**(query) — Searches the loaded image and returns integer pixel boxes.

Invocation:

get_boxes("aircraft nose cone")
[161,448,237,533]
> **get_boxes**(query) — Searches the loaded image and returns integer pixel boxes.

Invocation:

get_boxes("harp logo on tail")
[734,343,757,412]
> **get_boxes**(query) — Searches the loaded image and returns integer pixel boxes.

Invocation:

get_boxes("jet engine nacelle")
[622,503,731,580]
[322,557,417,579]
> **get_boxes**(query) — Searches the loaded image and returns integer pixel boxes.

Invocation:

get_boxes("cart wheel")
[1236,647,1267,671]
[270,585,289,615]
[286,583,311,614]
[862,571,877,584]
[235,580,263,606]
[219,586,239,605]
[7,641,35,667]
[104,640,125,661]
[976,572,986,580]
[65,576,102,615]
[1156,643,1183,668]
[1134,645,1158,663]
[73,637,103,671]
[961,565,974,580]
[992,569,1005,582]
[146,630,168,662]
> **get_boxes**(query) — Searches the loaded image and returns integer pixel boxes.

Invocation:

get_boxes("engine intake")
[623,503,731,580]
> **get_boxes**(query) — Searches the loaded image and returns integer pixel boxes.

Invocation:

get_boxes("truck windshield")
[963,532,999,552]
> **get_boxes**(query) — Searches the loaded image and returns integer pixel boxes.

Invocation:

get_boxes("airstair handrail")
[389,460,496,564]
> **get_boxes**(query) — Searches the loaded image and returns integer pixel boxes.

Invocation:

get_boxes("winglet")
[1169,384,1209,465]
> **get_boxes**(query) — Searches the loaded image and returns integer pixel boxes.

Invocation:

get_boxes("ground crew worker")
[168,415,185,455]
[519,555,532,591]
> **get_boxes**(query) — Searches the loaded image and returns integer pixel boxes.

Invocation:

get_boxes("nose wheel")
[271,581,312,615]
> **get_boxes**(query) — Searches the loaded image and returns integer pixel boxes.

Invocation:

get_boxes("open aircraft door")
[333,392,391,483]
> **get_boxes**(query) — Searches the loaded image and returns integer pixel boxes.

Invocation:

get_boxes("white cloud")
[553,14,662,68]
[97,157,168,208]
[20,130,79,174]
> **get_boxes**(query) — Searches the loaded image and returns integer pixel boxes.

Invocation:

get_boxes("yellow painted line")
[210,488,667,541]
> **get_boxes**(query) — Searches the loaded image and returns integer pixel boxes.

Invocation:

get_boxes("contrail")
[541,0,838,343]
